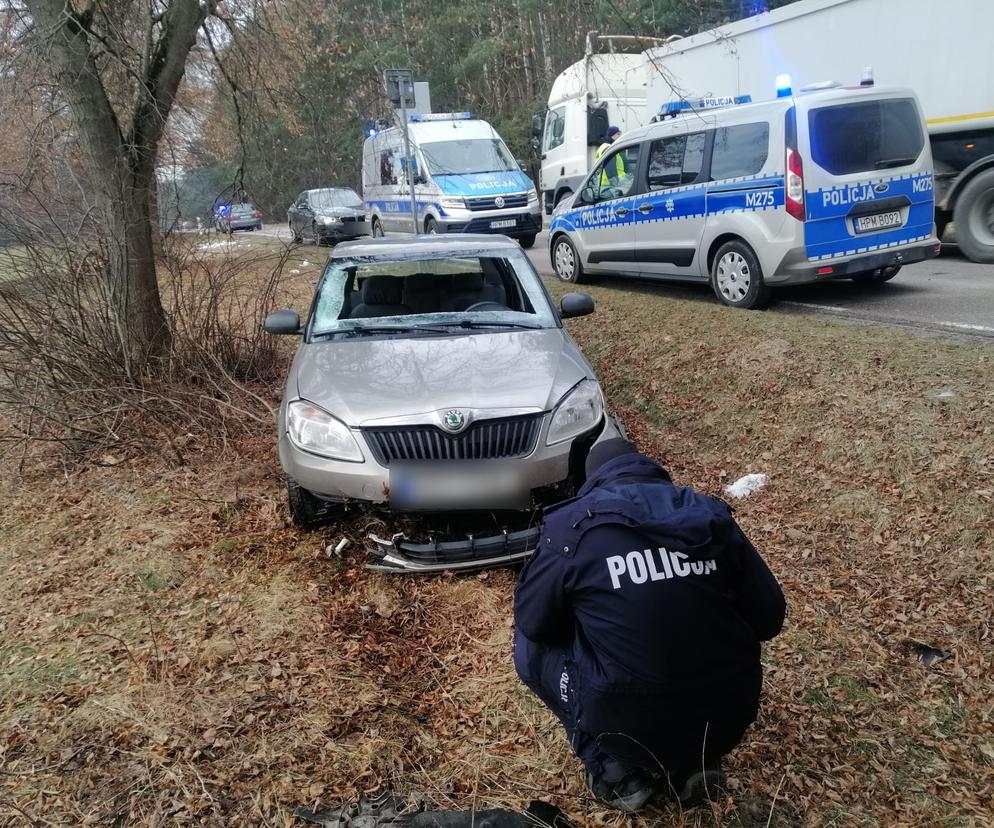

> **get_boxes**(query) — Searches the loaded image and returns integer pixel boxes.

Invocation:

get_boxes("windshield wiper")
[312,326,423,339]
[875,157,917,169]
[454,320,541,330]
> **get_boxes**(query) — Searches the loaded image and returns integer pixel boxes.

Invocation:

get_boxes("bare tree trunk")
[25,0,213,371]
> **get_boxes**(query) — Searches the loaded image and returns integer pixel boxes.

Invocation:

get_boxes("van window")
[808,98,924,175]
[584,145,640,203]
[710,123,770,180]
[544,107,566,152]
[647,132,704,190]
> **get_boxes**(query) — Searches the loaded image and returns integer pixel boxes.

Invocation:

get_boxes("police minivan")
[548,82,940,309]
[362,113,543,248]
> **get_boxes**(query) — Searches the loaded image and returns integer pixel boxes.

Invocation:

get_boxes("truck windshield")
[311,189,362,209]
[421,139,518,176]
[808,98,924,176]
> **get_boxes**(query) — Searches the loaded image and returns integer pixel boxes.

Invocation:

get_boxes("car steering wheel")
[463,301,509,312]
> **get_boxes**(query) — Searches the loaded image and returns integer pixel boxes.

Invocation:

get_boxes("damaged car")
[264,235,622,571]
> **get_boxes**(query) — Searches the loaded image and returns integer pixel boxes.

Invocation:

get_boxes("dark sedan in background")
[288,188,370,245]
[215,202,263,233]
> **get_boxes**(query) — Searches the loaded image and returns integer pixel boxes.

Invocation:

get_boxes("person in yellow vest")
[595,126,624,188]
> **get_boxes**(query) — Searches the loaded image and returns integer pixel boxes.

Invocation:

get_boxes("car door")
[633,131,708,278]
[571,143,642,274]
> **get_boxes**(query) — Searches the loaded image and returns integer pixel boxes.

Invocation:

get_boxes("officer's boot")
[585,757,654,813]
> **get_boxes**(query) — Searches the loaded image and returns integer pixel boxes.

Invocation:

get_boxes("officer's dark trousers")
[514,630,761,781]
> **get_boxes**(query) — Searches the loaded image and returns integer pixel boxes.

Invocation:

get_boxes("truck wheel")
[953,168,994,263]
[519,234,537,249]
[851,265,901,285]
[555,189,573,209]
[552,235,584,284]
[711,240,771,309]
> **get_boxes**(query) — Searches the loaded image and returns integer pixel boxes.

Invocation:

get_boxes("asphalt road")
[258,223,994,341]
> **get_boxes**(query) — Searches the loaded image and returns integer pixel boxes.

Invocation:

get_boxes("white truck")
[534,0,994,262]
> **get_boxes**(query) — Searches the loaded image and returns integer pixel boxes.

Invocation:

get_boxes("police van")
[548,81,940,308]
[362,113,543,248]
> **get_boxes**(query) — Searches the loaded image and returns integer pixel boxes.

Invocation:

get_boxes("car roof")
[308,187,358,194]
[330,235,522,260]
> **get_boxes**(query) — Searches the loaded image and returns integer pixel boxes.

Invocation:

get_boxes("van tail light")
[786,147,805,221]
[254,210,262,218]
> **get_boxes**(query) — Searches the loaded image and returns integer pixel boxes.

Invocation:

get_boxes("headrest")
[450,272,484,291]
[362,275,403,305]
[404,273,439,293]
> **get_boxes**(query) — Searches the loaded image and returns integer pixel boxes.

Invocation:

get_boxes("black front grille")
[466,193,529,211]
[364,414,542,465]
[341,215,365,222]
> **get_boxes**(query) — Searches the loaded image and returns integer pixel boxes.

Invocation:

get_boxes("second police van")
[548,79,940,309]
[362,113,544,248]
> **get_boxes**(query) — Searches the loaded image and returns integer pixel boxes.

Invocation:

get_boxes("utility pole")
[384,69,419,233]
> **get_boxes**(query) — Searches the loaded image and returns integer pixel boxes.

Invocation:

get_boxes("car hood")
[292,328,591,426]
[317,206,365,218]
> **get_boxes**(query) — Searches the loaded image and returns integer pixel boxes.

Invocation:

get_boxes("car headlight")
[546,380,603,445]
[440,196,466,209]
[318,214,340,224]
[528,188,539,203]
[286,400,364,462]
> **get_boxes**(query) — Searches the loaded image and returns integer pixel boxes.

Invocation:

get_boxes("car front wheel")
[286,478,341,530]
[711,240,771,309]
[552,235,584,284]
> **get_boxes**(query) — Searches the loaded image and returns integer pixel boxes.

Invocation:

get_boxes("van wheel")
[425,217,438,235]
[552,235,584,283]
[371,217,384,238]
[851,265,901,285]
[711,241,771,309]
[953,168,994,263]
[519,234,537,249]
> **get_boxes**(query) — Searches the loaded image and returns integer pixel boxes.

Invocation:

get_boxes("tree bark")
[25,0,212,372]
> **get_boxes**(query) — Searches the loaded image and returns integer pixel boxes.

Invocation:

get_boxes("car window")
[582,145,640,204]
[312,189,363,210]
[310,253,556,337]
[544,107,566,152]
[710,122,770,180]
[647,132,705,190]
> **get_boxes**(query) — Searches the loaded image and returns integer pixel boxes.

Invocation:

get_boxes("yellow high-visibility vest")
[596,143,625,187]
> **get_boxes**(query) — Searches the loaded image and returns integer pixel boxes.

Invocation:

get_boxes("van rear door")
[798,91,935,262]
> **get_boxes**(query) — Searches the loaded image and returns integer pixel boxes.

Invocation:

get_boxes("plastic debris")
[724,473,769,499]
[935,389,955,400]
[904,639,953,669]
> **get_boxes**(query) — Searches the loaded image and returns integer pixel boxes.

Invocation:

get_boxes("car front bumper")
[770,237,941,285]
[317,218,371,240]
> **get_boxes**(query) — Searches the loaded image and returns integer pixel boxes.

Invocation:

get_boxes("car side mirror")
[580,185,595,204]
[560,292,594,319]
[264,309,302,335]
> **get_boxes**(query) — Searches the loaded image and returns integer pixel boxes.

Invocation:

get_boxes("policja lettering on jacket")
[606,547,718,590]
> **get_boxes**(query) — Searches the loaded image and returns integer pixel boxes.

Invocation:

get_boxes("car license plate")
[490,219,517,229]
[390,462,527,509]
[854,210,903,234]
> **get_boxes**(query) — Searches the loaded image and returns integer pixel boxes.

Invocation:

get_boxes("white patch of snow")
[724,473,769,499]
[301,260,310,266]
[935,389,955,400]
[289,269,300,274]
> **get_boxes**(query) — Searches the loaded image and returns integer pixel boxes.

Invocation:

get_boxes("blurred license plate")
[390,462,527,509]
[854,211,902,234]
[490,219,517,229]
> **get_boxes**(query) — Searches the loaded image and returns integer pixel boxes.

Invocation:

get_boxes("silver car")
[264,235,622,571]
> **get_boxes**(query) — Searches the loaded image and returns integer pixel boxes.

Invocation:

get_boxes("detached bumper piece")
[366,527,539,573]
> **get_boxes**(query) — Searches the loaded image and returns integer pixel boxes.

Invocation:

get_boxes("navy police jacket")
[514,452,786,699]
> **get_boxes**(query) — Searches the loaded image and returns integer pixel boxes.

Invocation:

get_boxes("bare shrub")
[0,219,297,470]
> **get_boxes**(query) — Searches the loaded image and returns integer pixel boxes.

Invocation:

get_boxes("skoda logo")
[874,182,890,194]
[494,196,506,209]
[441,409,467,432]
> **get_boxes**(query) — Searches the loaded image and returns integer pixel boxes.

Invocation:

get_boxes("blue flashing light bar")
[659,95,752,118]
[409,111,474,122]
[775,74,793,97]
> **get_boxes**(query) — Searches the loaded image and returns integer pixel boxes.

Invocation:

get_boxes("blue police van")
[549,82,940,309]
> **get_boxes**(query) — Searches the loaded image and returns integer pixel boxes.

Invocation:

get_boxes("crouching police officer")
[513,439,786,812]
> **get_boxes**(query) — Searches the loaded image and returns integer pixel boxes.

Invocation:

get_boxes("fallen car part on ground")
[294,791,577,828]
[366,527,540,573]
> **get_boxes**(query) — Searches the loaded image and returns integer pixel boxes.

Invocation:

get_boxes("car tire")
[519,234,537,249]
[952,168,994,263]
[711,240,771,309]
[851,265,901,285]
[371,217,384,238]
[290,222,302,243]
[552,234,584,284]
[286,477,334,530]
[424,216,438,235]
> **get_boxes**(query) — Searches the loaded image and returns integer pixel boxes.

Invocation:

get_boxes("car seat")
[442,273,506,312]
[350,275,411,318]
[402,273,442,314]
